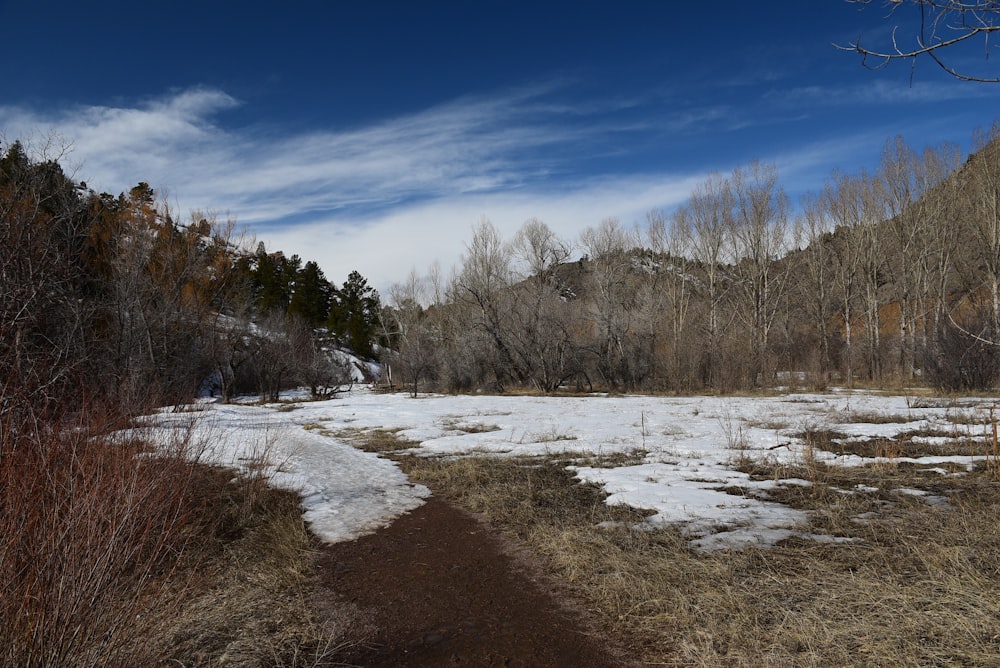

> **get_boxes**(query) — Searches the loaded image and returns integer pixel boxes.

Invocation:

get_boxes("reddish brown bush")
[0,402,208,667]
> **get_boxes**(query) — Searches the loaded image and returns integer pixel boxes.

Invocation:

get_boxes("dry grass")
[794,425,990,459]
[834,409,915,425]
[158,468,353,667]
[341,427,421,453]
[439,417,503,434]
[360,428,1000,667]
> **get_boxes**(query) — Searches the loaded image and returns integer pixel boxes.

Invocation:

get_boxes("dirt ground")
[317,496,631,667]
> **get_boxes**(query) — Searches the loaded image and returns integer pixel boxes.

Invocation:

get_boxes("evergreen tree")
[328,270,381,357]
[288,260,333,327]
[252,244,300,314]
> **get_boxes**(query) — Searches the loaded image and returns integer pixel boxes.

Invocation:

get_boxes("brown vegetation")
[0,400,345,667]
[358,425,1000,666]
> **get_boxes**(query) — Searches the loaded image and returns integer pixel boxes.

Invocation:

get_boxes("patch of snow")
[134,402,429,543]
[895,487,950,508]
[137,387,998,549]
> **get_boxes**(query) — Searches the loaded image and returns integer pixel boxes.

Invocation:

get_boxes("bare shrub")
[922,311,1000,391]
[0,392,356,666]
[0,402,205,667]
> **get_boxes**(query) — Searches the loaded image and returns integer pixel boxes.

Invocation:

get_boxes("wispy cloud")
[0,81,971,291]
[0,84,604,220]
[259,173,706,292]
[763,78,1000,109]
[2,84,709,287]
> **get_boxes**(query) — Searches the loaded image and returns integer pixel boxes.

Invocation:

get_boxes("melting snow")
[139,388,994,550]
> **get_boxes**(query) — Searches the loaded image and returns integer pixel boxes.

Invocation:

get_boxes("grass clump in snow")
[794,425,988,460]
[385,428,1000,667]
[341,427,421,453]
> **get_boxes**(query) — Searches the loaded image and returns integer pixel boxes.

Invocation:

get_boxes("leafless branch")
[839,0,1000,82]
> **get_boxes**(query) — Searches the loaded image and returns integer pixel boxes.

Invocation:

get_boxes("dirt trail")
[317,496,629,667]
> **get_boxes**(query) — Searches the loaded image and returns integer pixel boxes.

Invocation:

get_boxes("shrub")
[0,401,206,667]
[923,315,1000,391]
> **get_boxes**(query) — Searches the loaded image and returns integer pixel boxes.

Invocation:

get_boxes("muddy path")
[317,496,631,667]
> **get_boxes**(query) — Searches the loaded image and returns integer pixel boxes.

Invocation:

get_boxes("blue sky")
[2,0,999,292]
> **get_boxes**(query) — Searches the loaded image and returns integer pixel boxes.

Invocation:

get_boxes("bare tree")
[842,0,1000,82]
[821,170,879,384]
[0,140,89,411]
[249,311,300,402]
[644,209,695,389]
[454,218,520,389]
[683,173,736,388]
[728,161,792,386]
[293,322,354,399]
[797,192,837,381]
[579,217,643,389]
[385,269,440,396]
[877,137,958,379]
[913,142,963,355]
[963,122,1000,338]
[878,136,925,378]
[507,219,580,392]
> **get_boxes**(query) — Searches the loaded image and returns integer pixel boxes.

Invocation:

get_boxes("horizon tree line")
[5,123,1000,406]
[383,123,1000,394]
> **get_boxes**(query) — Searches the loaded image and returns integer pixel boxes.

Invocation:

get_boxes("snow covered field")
[143,389,997,550]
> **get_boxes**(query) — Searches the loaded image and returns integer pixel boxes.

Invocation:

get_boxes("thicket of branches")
[0,139,385,413]
[383,126,1000,394]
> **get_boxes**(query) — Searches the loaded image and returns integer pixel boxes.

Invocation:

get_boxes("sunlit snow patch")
[570,463,808,550]
[137,402,429,543]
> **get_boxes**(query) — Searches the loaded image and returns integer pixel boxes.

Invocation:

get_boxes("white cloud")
[2,82,978,293]
[1,85,709,291]
[258,173,705,293]
[0,84,599,219]
[0,88,239,183]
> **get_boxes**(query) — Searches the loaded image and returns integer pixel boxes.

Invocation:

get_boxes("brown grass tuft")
[158,469,354,667]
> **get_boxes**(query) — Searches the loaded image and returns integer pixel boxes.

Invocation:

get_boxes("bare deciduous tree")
[878,137,958,379]
[455,218,520,389]
[963,122,1000,338]
[842,0,1000,82]
[579,217,642,389]
[683,173,736,387]
[249,311,300,402]
[797,192,837,381]
[644,209,695,389]
[728,161,792,386]
[821,170,878,384]
[385,269,440,396]
[507,219,580,392]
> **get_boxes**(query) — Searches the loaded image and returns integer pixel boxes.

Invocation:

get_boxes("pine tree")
[328,270,381,357]
[252,244,300,314]
[288,260,333,327]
